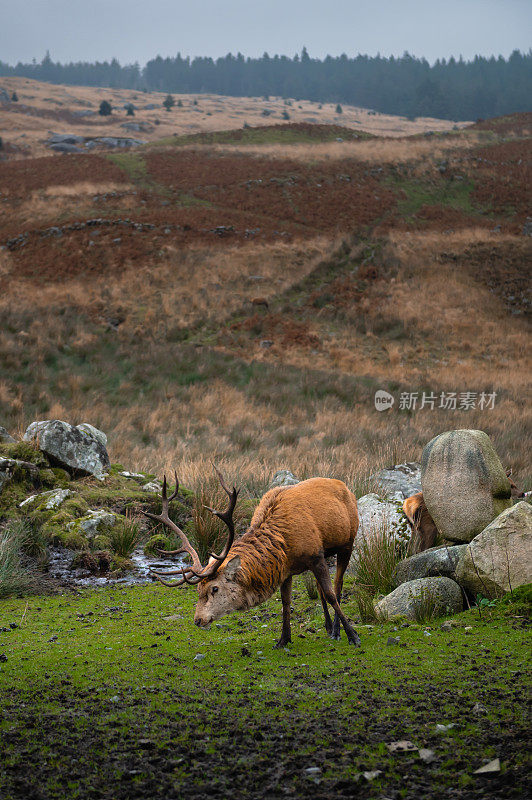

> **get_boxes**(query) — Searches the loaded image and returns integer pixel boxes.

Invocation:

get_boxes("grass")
[107,514,142,558]
[0,522,35,597]
[150,123,374,149]
[0,582,528,799]
[352,521,409,597]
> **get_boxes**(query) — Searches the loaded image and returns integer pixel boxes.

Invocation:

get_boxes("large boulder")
[370,462,422,501]
[349,493,410,570]
[421,430,512,543]
[455,502,532,598]
[393,545,466,587]
[23,420,110,480]
[375,576,463,621]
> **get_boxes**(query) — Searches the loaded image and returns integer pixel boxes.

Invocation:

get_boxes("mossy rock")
[41,497,91,541]
[38,469,58,488]
[92,534,112,550]
[57,531,90,550]
[51,467,71,483]
[0,441,48,466]
[144,533,175,556]
[110,555,135,576]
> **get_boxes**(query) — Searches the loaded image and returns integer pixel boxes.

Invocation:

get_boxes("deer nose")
[194,618,202,627]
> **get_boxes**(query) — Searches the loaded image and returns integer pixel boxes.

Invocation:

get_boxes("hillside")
[0,99,530,495]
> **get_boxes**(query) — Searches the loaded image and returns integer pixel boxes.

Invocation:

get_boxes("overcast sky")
[1,0,530,65]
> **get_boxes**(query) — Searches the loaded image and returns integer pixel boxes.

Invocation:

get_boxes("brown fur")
[403,492,439,555]
[194,477,361,646]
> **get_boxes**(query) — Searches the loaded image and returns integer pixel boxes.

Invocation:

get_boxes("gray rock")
[375,577,463,621]
[93,137,145,148]
[19,488,71,510]
[70,509,116,539]
[0,87,10,105]
[269,470,300,488]
[522,218,532,237]
[75,423,107,448]
[393,545,466,587]
[455,502,532,598]
[0,426,16,443]
[141,480,163,493]
[23,419,110,479]
[351,493,410,569]
[371,462,422,501]
[50,143,83,153]
[1,458,39,495]
[47,133,85,145]
[421,430,512,543]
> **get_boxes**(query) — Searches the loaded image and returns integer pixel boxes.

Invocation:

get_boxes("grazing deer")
[250,296,269,310]
[403,469,526,555]
[145,469,360,648]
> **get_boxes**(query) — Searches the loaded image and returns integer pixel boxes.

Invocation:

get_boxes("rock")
[387,740,417,753]
[0,426,16,443]
[1,457,39,495]
[47,133,85,145]
[193,653,205,661]
[70,510,116,539]
[23,420,110,479]
[19,488,71,510]
[75,423,107,448]
[474,758,500,774]
[454,502,532,598]
[269,470,300,488]
[421,430,513,543]
[375,577,463,621]
[386,636,400,646]
[418,749,436,763]
[522,218,532,237]
[351,493,410,567]
[0,87,10,104]
[393,545,466,586]
[440,621,453,631]
[50,143,83,153]
[141,480,163,493]
[371,462,422,501]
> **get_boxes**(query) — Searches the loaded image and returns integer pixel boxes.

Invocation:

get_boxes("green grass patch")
[388,175,481,219]
[149,123,374,149]
[0,583,529,798]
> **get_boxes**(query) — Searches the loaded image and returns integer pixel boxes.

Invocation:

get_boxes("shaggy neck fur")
[229,489,288,602]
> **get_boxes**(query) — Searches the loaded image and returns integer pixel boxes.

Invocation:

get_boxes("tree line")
[1,48,530,120]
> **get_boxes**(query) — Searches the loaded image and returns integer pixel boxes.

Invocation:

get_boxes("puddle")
[47,547,187,588]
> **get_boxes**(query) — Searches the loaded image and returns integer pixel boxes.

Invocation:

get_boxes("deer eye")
[212,586,219,595]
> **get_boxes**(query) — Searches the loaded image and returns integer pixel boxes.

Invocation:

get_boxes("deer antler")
[144,472,204,585]
[145,467,240,587]
[201,464,240,574]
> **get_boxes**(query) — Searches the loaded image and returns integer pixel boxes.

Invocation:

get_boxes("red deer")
[145,469,360,648]
[250,297,269,310]
[403,469,525,555]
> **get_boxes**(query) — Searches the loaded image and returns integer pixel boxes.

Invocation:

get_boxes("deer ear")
[224,555,241,581]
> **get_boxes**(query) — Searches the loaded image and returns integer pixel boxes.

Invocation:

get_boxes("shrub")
[353,587,379,623]
[144,533,175,557]
[125,104,135,116]
[108,514,141,557]
[99,100,112,116]
[281,110,290,120]
[11,91,18,102]
[0,523,34,597]
[336,104,343,114]
[301,572,318,600]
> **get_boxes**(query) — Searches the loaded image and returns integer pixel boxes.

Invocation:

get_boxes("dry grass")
[200,133,485,164]
[0,76,470,160]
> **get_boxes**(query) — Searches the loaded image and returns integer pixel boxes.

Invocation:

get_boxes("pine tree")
[163,94,175,111]
[336,103,343,114]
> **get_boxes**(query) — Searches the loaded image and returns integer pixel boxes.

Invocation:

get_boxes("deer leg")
[312,555,360,647]
[317,583,333,635]
[331,547,352,640]
[274,576,293,648]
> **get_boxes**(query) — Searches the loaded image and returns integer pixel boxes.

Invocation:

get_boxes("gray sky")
[1,0,530,65]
